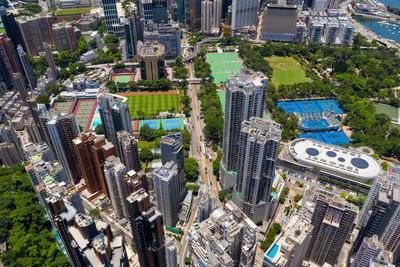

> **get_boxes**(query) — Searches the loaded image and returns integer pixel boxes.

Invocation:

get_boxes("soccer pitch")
[265,56,312,87]
[126,93,180,117]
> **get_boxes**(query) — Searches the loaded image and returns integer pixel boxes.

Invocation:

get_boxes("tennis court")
[206,52,243,84]
[277,100,344,115]
[139,120,161,130]
[136,118,184,131]
[73,99,97,131]
[302,120,329,129]
[52,101,74,113]
[161,118,184,130]
[299,131,350,145]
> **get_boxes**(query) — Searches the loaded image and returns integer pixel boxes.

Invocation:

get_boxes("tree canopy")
[0,165,68,266]
[184,158,198,182]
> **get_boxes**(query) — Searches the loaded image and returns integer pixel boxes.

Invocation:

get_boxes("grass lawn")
[55,8,91,16]
[265,56,312,87]
[0,28,5,34]
[124,93,180,117]
[374,103,398,119]
[138,140,157,149]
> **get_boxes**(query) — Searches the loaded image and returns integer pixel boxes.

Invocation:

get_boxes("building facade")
[73,131,116,197]
[221,68,268,189]
[97,92,133,149]
[305,194,358,265]
[232,117,281,224]
[126,188,166,267]
[153,162,180,226]
[46,113,81,184]
[116,130,141,172]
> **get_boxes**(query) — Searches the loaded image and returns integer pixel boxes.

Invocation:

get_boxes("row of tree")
[105,78,171,92]
[194,50,224,146]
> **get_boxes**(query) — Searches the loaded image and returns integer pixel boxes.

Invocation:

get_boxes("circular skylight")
[338,157,345,162]
[327,151,337,158]
[306,148,319,156]
[351,158,369,169]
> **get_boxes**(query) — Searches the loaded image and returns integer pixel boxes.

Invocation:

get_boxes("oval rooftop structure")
[288,138,381,182]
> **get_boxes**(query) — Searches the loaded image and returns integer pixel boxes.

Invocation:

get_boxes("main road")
[178,62,221,265]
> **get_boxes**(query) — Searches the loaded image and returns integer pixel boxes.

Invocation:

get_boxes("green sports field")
[265,56,312,87]
[374,103,398,120]
[55,8,91,16]
[206,52,243,84]
[125,93,180,117]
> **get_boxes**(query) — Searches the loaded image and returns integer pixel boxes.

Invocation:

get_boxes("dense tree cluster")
[0,165,68,266]
[261,223,282,250]
[170,57,189,80]
[184,158,198,181]
[195,51,224,145]
[29,55,48,79]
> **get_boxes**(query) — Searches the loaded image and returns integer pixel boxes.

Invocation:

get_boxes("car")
[210,181,212,185]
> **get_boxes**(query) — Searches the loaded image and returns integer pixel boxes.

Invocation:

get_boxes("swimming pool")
[92,117,102,127]
[266,244,279,261]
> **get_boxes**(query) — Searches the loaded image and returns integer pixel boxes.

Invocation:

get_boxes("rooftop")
[288,138,381,182]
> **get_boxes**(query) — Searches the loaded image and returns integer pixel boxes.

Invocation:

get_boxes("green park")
[265,56,312,87]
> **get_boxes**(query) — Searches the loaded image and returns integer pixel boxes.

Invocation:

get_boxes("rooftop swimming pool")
[92,117,102,127]
[266,244,279,261]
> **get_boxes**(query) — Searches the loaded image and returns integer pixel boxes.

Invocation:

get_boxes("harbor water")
[355,16,400,44]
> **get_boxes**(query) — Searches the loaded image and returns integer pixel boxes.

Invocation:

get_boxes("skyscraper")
[352,235,383,267]
[165,236,178,267]
[153,0,168,23]
[126,188,166,267]
[17,45,36,90]
[0,34,22,74]
[0,124,24,160]
[0,51,13,91]
[213,0,222,28]
[353,173,400,257]
[143,23,181,60]
[153,161,180,226]
[102,0,126,38]
[52,22,81,52]
[185,0,202,30]
[231,0,260,31]
[160,132,185,198]
[138,40,165,81]
[73,131,116,197]
[46,113,81,184]
[0,7,25,51]
[232,117,281,224]
[97,92,133,149]
[116,130,141,172]
[43,42,58,80]
[0,142,24,166]
[201,0,213,33]
[220,69,268,189]
[305,194,358,266]
[104,155,129,217]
